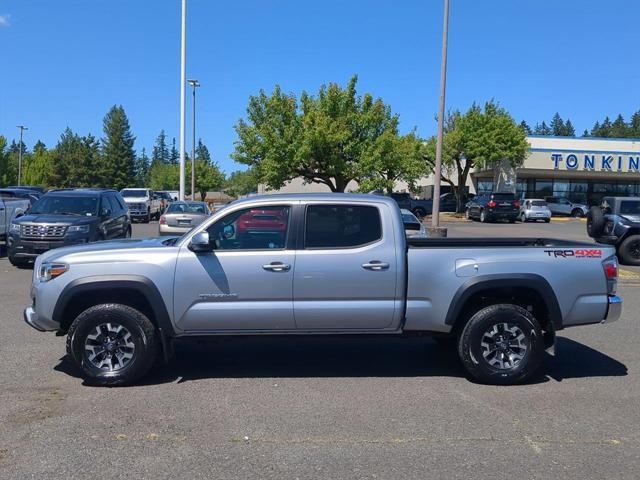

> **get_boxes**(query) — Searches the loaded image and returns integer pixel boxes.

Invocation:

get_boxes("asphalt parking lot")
[1,219,638,479]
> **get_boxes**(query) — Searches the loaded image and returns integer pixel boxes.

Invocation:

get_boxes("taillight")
[159,215,166,225]
[603,257,618,294]
[487,200,497,208]
[513,200,520,209]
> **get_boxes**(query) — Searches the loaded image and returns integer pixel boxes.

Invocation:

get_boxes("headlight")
[37,262,68,282]
[67,225,90,233]
[10,223,20,233]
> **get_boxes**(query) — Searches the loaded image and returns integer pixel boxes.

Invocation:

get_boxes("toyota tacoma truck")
[23,194,622,386]
[120,188,161,223]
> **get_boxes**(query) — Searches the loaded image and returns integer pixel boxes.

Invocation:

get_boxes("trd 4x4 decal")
[544,249,602,258]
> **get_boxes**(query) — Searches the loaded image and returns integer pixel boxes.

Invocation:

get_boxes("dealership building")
[259,136,640,205]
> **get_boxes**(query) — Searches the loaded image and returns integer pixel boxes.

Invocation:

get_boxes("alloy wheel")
[480,322,527,370]
[84,323,135,372]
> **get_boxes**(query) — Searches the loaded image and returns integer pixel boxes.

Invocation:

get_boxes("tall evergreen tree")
[610,114,630,138]
[134,147,150,186]
[152,130,169,166]
[169,137,179,165]
[23,140,54,187]
[563,119,576,136]
[101,105,136,190]
[533,121,552,135]
[519,120,532,135]
[550,112,565,136]
[631,111,640,137]
[582,129,590,137]
[195,138,211,161]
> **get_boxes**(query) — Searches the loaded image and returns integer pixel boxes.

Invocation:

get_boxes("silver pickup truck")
[23,193,622,386]
[0,195,31,244]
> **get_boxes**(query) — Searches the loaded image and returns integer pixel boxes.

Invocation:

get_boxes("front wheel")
[457,304,544,385]
[8,252,30,269]
[571,208,584,218]
[520,213,526,223]
[66,304,159,386]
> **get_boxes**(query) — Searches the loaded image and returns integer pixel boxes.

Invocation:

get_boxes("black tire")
[413,207,427,219]
[8,252,30,268]
[457,304,544,385]
[520,213,527,223]
[571,208,584,218]
[586,206,605,238]
[464,209,471,221]
[618,234,640,266]
[480,209,489,223]
[124,225,132,238]
[144,210,151,223]
[66,304,159,387]
[508,217,516,224]
[544,218,551,223]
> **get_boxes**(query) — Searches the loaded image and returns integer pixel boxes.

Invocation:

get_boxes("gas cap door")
[455,258,479,277]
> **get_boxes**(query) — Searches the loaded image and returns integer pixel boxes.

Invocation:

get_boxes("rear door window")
[305,205,382,249]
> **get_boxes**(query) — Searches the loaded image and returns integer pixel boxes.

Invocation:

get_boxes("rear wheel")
[571,208,584,218]
[457,304,544,385]
[480,209,489,223]
[66,304,159,386]
[618,234,640,266]
[520,213,527,223]
[586,206,605,238]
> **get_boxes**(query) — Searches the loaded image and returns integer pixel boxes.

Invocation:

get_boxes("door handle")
[362,261,390,270]
[262,262,291,272]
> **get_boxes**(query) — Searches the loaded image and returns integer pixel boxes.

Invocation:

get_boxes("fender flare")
[444,274,563,330]
[53,275,175,336]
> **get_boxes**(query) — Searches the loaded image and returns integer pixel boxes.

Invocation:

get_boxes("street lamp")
[179,0,187,201]
[430,0,450,237]
[188,79,200,199]
[16,125,28,187]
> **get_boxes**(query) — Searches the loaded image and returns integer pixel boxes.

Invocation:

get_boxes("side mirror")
[188,231,213,253]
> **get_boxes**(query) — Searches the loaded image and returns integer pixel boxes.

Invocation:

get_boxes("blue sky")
[1,0,639,173]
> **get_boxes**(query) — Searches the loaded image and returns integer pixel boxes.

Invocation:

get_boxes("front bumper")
[23,305,59,332]
[8,235,89,258]
[603,295,622,323]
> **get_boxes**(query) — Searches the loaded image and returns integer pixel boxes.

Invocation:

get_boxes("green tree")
[423,102,529,212]
[224,168,259,198]
[550,113,565,136]
[134,147,150,186]
[101,105,136,190]
[563,119,576,136]
[148,163,180,190]
[22,140,54,188]
[169,137,179,165]
[630,111,640,137]
[533,121,552,135]
[0,136,13,186]
[152,130,169,166]
[610,114,630,138]
[582,129,590,137]
[519,120,532,135]
[233,75,423,192]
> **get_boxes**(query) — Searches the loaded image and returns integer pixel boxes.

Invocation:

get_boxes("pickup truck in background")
[24,193,621,387]
[119,188,162,223]
[0,194,31,246]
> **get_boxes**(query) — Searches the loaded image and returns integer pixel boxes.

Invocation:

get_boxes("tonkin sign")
[551,153,640,172]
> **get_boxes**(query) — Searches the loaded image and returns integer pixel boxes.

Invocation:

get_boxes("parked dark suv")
[7,188,131,267]
[465,192,520,223]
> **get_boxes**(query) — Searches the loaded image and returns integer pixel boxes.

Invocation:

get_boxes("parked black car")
[465,192,520,223]
[587,196,640,265]
[7,188,131,267]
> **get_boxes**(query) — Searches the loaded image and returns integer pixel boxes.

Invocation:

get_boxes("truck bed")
[407,237,596,248]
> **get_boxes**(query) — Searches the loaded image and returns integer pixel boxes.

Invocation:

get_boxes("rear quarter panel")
[405,244,614,332]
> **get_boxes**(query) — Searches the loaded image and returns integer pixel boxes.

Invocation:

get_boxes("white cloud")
[0,14,10,27]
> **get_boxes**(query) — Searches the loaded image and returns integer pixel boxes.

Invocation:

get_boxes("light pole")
[188,79,200,199]
[429,0,450,237]
[179,0,187,201]
[16,125,28,187]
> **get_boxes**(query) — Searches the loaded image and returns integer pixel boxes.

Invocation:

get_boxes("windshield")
[620,201,640,215]
[121,189,147,197]
[166,202,208,214]
[30,196,99,216]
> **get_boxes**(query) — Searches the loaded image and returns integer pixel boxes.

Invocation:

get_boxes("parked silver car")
[159,201,211,236]
[544,196,588,217]
[519,199,551,223]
